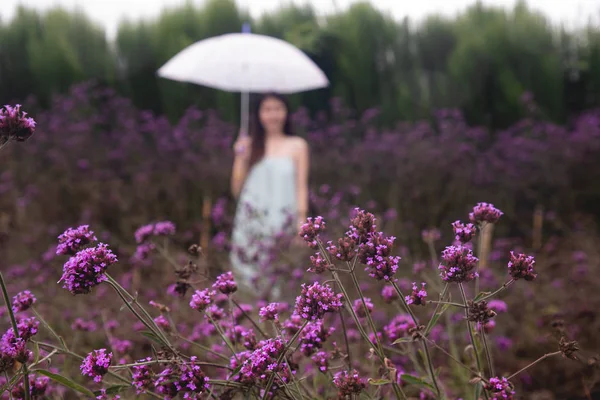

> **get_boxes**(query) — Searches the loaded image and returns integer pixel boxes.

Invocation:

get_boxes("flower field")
[1,82,600,399]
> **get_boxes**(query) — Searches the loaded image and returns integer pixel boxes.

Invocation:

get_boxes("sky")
[3,0,600,40]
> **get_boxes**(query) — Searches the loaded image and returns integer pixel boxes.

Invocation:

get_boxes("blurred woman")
[229,92,309,296]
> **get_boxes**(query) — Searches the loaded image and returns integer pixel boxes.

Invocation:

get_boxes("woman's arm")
[294,138,310,230]
[231,136,251,198]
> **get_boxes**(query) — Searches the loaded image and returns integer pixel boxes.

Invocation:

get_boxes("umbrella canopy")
[157,32,329,94]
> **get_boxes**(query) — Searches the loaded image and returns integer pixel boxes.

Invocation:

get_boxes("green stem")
[262,320,308,399]
[174,334,229,361]
[4,371,14,400]
[480,328,494,377]
[348,267,385,357]
[338,309,352,369]
[476,280,514,303]
[30,308,66,349]
[425,284,449,335]
[458,284,487,400]
[231,298,267,338]
[273,322,303,400]
[390,281,441,396]
[428,300,466,308]
[506,351,561,381]
[106,275,175,352]
[0,272,30,400]
[425,338,479,376]
[206,313,238,361]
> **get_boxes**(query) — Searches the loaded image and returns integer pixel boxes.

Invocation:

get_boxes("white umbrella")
[157,23,329,135]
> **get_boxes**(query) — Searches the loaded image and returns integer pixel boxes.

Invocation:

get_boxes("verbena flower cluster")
[0,104,36,145]
[56,225,98,256]
[80,348,112,383]
[58,243,118,295]
[294,282,343,321]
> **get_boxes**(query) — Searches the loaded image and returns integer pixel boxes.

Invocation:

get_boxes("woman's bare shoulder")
[287,136,308,152]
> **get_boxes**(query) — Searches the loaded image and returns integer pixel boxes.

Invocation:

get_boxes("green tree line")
[1,0,599,128]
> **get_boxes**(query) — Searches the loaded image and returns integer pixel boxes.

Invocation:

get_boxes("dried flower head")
[507,251,537,281]
[349,208,377,243]
[468,300,497,325]
[559,336,580,360]
[295,282,343,321]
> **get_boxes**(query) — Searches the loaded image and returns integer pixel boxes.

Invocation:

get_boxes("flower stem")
[173,334,229,362]
[338,309,352,369]
[425,283,449,336]
[206,313,238,362]
[480,328,495,377]
[507,351,562,380]
[105,274,175,352]
[0,272,31,400]
[476,280,515,303]
[424,338,479,376]
[390,281,441,397]
[427,300,466,308]
[458,283,487,400]
[262,320,308,399]
[231,298,267,338]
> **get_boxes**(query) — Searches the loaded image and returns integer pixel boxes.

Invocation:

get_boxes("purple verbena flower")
[421,228,441,243]
[333,369,366,397]
[381,285,399,303]
[295,282,343,321]
[190,289,215,312]
[384,315,416,343]
[212,271,237,295]
[299,216,326,248]
[406,282,427,306]
[56,225,98,256]
[484,376,515,399]
[452,221,476,243]
[469,203,503,225]
[311,350,329,373]
[259,303,281,322]
[352,298,373,318]
[299,320,334,356]
[488,300,508,313]
[10,375,49,399]
[132,357,154,394]
[508,251,537,281]
[12,290,36,313]
[0,104,36,145]
[438,245,479,283]
[308,252,331,274]
[72,318,98,332]
[81,349,112,383]
[59,243,117,295]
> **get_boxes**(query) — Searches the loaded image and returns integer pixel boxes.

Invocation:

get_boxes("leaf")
[399,374,435,390]
[140,330,164,346]
[33,341,40,364]
[368,378,392,385]
[93,385,131,396]
[425,303,451,336]
[392,337,412,345]
[473,291,491,302]
[36,369,95,397]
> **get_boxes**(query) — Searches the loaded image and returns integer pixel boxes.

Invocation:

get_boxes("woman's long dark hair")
[243,92,318,217]
[248,92,294,168]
